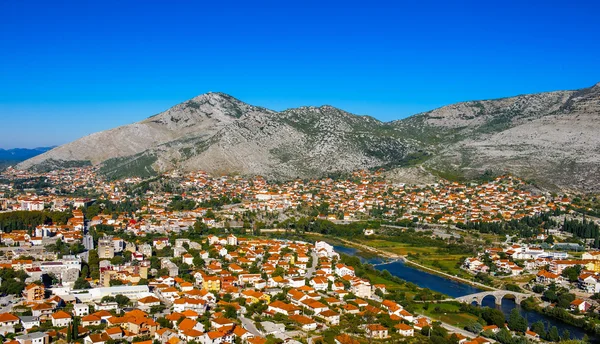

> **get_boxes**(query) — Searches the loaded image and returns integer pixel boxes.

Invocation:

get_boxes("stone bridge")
[455,290,532,306]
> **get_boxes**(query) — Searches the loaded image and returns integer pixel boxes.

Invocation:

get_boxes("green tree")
[73,277,91,289]
[482,308,506,327]
[561,329,571,341]
[72,316,79,339]
[88,250,100,279]
[464,321,483,334]
[66,324,72,342]
[530,321,545,336]
[115,294,130,306]
[548,326,560,342]
[508,308,527,333]
[111,255,125,265]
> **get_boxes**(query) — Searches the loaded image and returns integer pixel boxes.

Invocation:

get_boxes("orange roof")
[51,310,72,319]
[0,313,20,322]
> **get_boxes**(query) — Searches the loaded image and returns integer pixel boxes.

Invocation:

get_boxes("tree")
[561,329,571,341]
[115,294,130,307]
[157,317,172,329]
[111,255,125,265]
[508,308,527,333]
[532,285,545,293]
[496,328,512,344]
[73,277,91,289]
[548,326,560,342]
[530,321,545,336]
[464,321,483,334]
[224,305,237,319]
[193,256,205,268]
[109,279,124,286]
[556,292,576,309]
[272,267,285,278]
[72,316,79,339]
[88,250,100,279]
[561,265,583,282]
[482,308,506,327]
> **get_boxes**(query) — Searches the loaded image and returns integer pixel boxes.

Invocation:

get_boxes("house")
[335,264,355,277]
[366,324,389,339]
[578,274,600,293]
[31,303,54,319]
[335,334,360,344]
[536,270,561,285]
[137,296,161,310]
[319,310,340,325]
[19,316,40,330]
[78,313,100,326]
[0,313,20,333]
[211,318,235,330]
[84,333,111,344]
[51,310,72,327]
[309,277,328,291]
[200,330,234,344]
[15,332,49,344]
[289,315,317,331]
[178,318,205,335]
[394,323,414,337]
[482,325,499,333]
[570,299,591,312]
[268,301,301,316]
[74,304,89,316]
[104,327,124,340]
[525,330,540,341]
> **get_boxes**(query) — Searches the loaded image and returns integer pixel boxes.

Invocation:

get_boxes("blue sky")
[1,0,599,148]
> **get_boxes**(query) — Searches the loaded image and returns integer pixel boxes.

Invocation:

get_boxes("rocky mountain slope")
[18,83,600,192]
[18,93,421,180]
[393,83,600,192]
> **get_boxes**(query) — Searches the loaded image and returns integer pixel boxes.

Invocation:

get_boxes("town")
[0,167,598,344]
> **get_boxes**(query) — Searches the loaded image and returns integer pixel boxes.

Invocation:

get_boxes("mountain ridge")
[18,83,600,192]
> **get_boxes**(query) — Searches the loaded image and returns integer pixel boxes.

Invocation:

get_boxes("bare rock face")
[18,83,600,192]
[395,83,600,192]
[18,93,418,180]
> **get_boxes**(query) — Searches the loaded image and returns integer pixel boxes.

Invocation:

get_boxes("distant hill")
[17,82,600,192]
[0,147,54,170]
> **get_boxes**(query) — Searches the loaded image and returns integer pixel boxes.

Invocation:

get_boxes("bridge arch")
[455,291,531,306]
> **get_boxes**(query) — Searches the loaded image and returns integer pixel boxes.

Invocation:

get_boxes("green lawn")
[358,239,470,278]
[413,303,480,329]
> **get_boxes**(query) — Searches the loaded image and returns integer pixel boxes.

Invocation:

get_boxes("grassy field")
[357,239,471,278]
[413,302,480,329]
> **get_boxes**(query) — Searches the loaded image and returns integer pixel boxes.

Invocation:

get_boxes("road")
[240,316,261,336]
[305,249,319,279]
[419,314,496,343]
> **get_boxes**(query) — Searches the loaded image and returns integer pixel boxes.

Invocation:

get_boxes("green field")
[357,239,470,277]
[413,302,481,329]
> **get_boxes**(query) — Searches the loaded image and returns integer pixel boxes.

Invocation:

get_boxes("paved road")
[420,314,496,343]
[240,316,261,336]
[305,249,319,279]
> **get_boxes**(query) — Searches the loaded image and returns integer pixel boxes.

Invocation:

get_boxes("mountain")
[393,82,600,192]
[17,93,422,180]
[0,147,54,170]
[17,83,600,192]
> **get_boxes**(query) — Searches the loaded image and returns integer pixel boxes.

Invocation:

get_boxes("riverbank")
[333,236,498,292]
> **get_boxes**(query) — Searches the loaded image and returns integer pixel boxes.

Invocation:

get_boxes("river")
[334,244,595,341]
